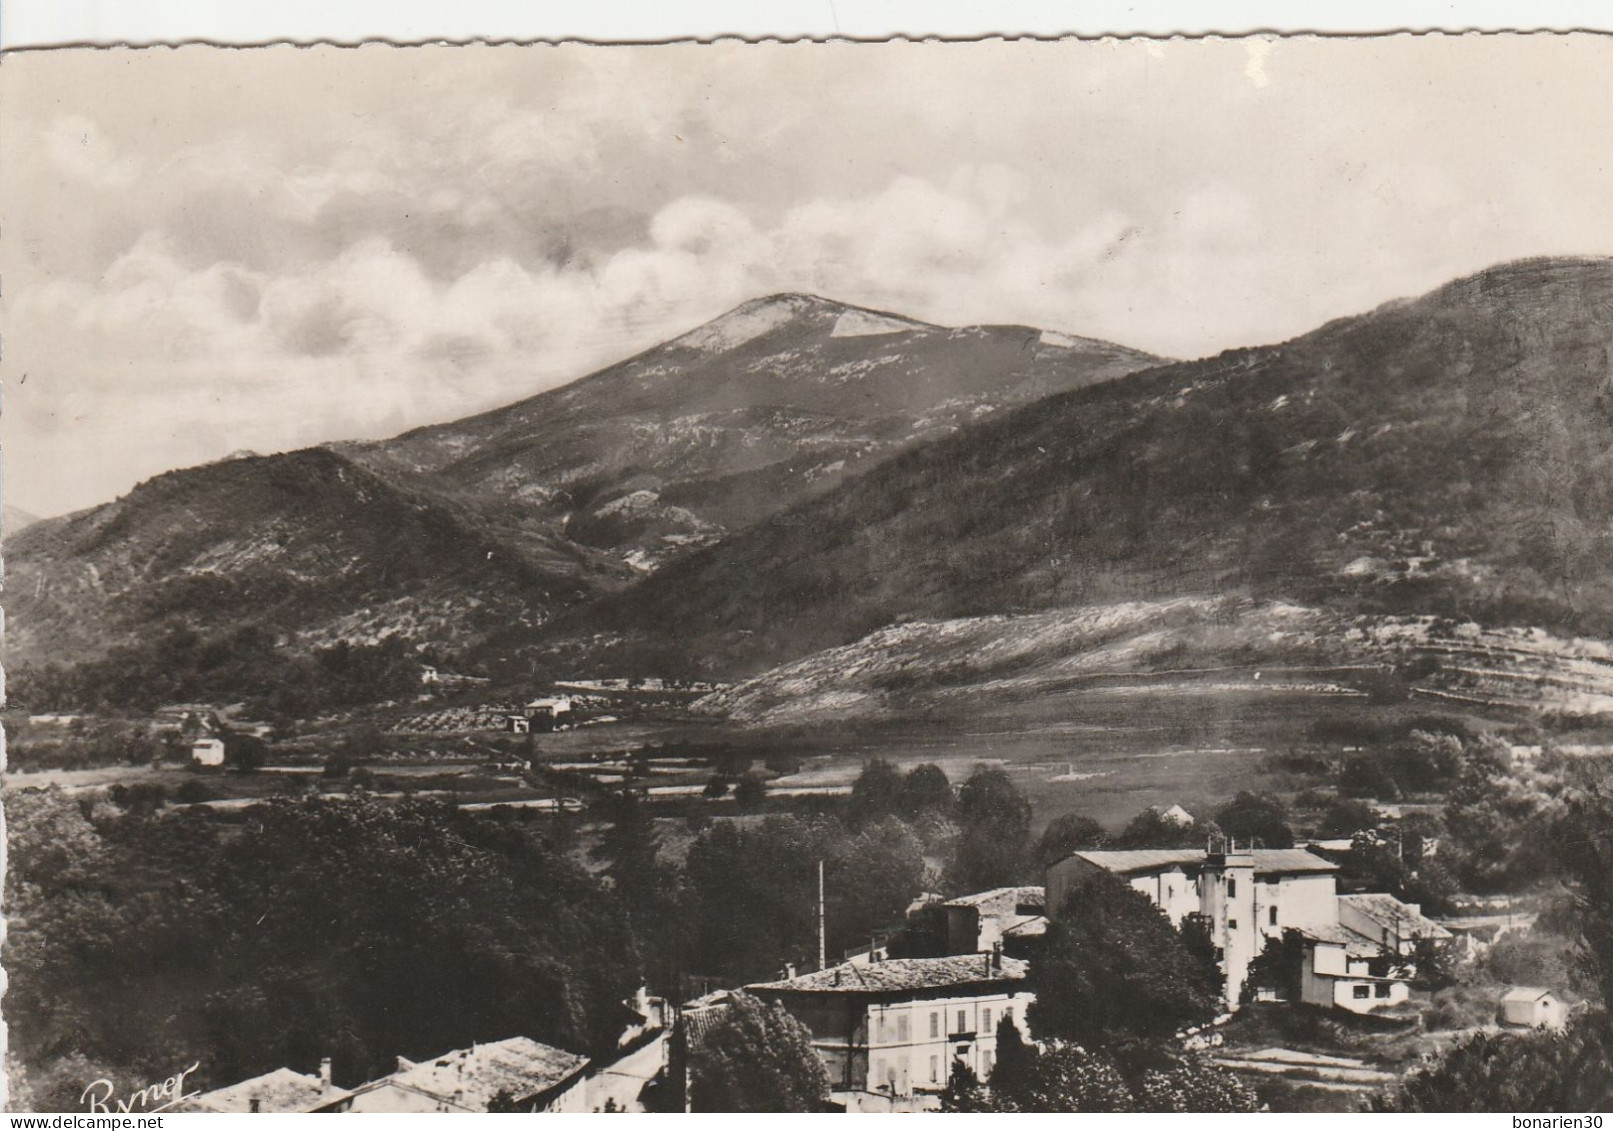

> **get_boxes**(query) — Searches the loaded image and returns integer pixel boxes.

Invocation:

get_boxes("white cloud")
[8,37,1613,516]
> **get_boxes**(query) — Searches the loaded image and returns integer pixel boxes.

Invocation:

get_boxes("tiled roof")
[1002,915,1048,938]
[748,954,1027,995]
[1297,924,1380,958]
[1065,848,1204,873]
[681,1002,734,1054]
[371,1037,588,1110]
[1063,847,1338,876]
[1502,986,1555,1004]
[1340,893,1453,940]
[176,1068,350,1113]
[942,886,1045,911]
[1248,849,1343,874]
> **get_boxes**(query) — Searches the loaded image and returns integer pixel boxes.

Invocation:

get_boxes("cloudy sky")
[4,35,1613,517]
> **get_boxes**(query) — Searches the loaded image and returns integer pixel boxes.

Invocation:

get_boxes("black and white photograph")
[4,19,1613,1117]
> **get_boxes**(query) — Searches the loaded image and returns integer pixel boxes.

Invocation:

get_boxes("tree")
[1243,928,1307,1003]
[949,767,1032,892]
[1316,795,1379,839]
[1213,791,1294,848]
[939,1061,989,1112]
[1035,813,1108,867]
[1028,871,1220,1050]
[1000,1044,1135,1112]
[1407,936,1457,992]
[1389,729,1466,793]
[1374,1025,1613,1112]
[1340,752,1401,800]
[687,993,829,1112]
[1341,831,1460,916]
[225,733,268,773]
[5,794,644,1112]
[593,790,662,907]
[1373,768,1613,1113]
[1116,807,1207,848]
[733,777,767,809]
[1136,1056,1260,1112]
[900,763,954,819]
[989,1013,1035,1103]
[849,759,903,825]
[1176,912,1222,997]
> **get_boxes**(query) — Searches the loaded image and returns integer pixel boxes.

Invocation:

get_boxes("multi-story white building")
[1046,846,1344,1006]
[747,952,1033,1111]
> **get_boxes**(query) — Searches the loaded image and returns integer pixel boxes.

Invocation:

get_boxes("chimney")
[992,942,1003,971]
[319,1057,332,1090]
[833,969,842,986]
[785,963,797,979]
[249,1098,261,1114]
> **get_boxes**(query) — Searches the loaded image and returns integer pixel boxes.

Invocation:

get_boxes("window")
[983,1052,995,1078]
[957,1010,968,1034]
[929,1012,939,1039]
[930,1056,938,1084]
[897,1014,910,1042]
[877,1014,887,1042]
[982,1008,992,1033]
[875,1060,886,1090]
[1228,918,1238,930]
[1375,983,1392,998]
[1270,905,1279,926]
[1353,985,1370,1000]
[1003,1006,1013,1024]
[1227,878,1237,897]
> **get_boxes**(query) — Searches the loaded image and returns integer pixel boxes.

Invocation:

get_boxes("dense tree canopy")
[1212,791,1295,849]
[1028,871,1222,1050]
[1035,812,1108,866]
[10,628,433,718]
[1374,766,1613,1112]
[4,791,641,1112]
[687,993,829,1113]
[949,767,1033,891]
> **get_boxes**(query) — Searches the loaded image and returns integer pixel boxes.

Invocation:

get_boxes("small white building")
[1160,804,1195,828]
[526,697,574,722]
[1500,987,1569,1030]
[1298,926,1411,1013]
[191,737,227,767]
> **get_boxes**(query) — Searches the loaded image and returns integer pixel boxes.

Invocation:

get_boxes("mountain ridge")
[5,293,1160,671]
[543,255,1613,683]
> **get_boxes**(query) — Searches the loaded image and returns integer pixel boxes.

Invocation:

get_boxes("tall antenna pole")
[818,859,827,971]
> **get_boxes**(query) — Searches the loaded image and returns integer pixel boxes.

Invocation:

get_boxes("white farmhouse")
[191,737,227,767]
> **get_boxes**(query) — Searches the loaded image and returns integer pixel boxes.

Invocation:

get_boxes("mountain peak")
[670,294,829,352]
[671,293,936,353]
